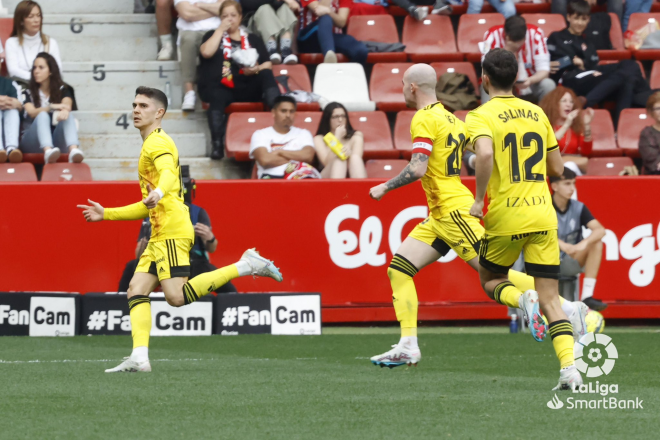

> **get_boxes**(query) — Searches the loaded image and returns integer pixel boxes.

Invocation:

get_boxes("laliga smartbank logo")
[546,333,644,410]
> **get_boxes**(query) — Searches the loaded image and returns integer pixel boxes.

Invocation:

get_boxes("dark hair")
[219,0,242,16]
[316,102,356,139]
[135,86,168,114]
[272,95,297,110]
[482,48,519,91]
[549,167,577,184]
[504,15,527,42]
[29,52,64,108]
[12,1,48,46]
[567,0,591,17]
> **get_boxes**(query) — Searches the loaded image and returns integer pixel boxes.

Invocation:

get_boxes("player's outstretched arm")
[103,200,150,221]
[469,137,494,219]
[369,153,429,201]
[77,199,105,222]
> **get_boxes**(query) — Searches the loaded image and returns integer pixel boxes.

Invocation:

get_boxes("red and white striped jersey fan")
[480,24,551,80]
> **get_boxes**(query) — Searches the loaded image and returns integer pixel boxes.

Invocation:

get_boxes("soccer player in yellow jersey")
[77,87,283,373]
[466,49,583,390]
[367,64,584,368]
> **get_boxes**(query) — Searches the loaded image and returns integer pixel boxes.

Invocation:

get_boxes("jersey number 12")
[503,132,545,183]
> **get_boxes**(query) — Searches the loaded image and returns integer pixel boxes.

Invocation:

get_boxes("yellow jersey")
[410,102,475,219]
[465,95,559,236]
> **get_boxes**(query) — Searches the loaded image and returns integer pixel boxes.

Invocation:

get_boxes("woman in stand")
[19,53,83,163]
[198,0,280,160]
[540,86,594,175]
[313,102,366,178]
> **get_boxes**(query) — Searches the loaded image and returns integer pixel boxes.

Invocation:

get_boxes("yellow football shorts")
[135,238,193,281]
[409,207,484,262]
[479,230,560,279]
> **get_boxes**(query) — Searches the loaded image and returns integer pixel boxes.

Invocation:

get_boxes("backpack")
[435,73,478,112]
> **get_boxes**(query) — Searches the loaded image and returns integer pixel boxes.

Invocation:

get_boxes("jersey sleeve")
[542,113,559,152]
[410,112,435,156]
[465,110,492,144]
[580,204,595,227]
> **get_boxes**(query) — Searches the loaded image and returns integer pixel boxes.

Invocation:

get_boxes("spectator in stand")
[639,91,660,175]
[19,53,84,163]
[622,0,653,32]
[4,1,62,82]
[547,1,654,125]
[350,0,446,20]
[0,77,22,163]
[552,0,622,24]
[481,15,555,104]
[297,0,369,64]
[313,102,366,178]
[550,168,608,311]
[156,0,175,60]
[241,0,299,65]
[249,95,317,179]
[468,0,516,18]
[173,0,223,112]
[540,86,594,175]
[199,0,280,160]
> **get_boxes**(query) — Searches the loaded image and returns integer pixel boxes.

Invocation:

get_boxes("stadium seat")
[0,18,12,77]
[365,159,409,178]
[598,59,645,78]
[272,65,319,111]
[590,109,622,157]
[430,62,479,93]
[650,60,660,88]
[201,102,264,112]
[598,13,631,60]
[0,163,37,181]
[616,108,652,158]
[369,63,412,112]
[348,111,398,159]
[402,15,463,62]
[627,13,660,59]
[346,15,407,63]
[457,13,505,62]
[41,163,93,181]
[225,112,321,160]
[393,110,415,157]
[586,157,634,175]
[521,13,566,38]
[299,53,347,65]
[313,63,375,112]
[22,153,69,164]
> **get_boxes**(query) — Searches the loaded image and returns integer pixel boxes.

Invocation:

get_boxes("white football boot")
[519,290,546,342]
[370,344,421,368]
[552,365,583,391]
[105,357,151,373]
[569,301,589,342]
[240,248,283,282]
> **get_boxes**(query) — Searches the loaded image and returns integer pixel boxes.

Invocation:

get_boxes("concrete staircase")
[1,0,245,180]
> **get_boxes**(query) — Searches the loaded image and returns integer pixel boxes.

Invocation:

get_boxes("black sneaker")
[583,297,608,311]
[432,0,452,15]
[281,47,298,65]
[269,48,282,65]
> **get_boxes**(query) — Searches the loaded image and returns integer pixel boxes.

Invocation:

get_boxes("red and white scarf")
[221,28,251,88]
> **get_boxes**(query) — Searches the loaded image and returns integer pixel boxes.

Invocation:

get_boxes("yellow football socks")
[548,319,575,368]
[389,254,419,337]
[508,269,535,292]
[184,264,240,304]
[128,295,151,349]
[492,281,523,308]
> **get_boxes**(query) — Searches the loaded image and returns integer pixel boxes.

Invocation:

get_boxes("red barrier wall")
[1,178,659,321]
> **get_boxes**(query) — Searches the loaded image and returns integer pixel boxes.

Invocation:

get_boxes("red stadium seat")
[616,108,652,158]
[393,110,415,157]
[389,1,550,15]
[0,163,37,181]
[225,112,321,160]
[598,13,631,60]
[457,13,505,62]
[586,157,635,175]
[521,13,566,38]
[272,65,319,111]
[299,53,347,65]
[0,18,12,77]
[430,62,479,93]
[628,13,660,59]
[598,59,645,78]
[22,153,69,164]
[369,63,412,112]
[650,60,660,88]
[348,111,398,159]
[402,15,462,62]
[515,1,551,13]
[41,163,93,181]
[347,15,407,63]
[590,109,622,157]
[365,159,409,178]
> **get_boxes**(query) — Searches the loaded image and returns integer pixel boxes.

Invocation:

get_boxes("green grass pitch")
[1,327,658,439]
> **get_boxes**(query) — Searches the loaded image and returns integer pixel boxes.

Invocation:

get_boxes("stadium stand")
[590,109,622,157]
[430,62,479,93]
[457,13,505,62]
[272,65,319,111]
[346,15,407,63]
[402,15,462,62]
[599,13,630,60]
[0,162,37,181]
[393,110,415,157]
[586,157,635,175]
[627,13,660,60]
[599,59,646,78]
[520,13,566,37]
[616,109,652,158]
[365,158,408,178]
[314,63,375,112]
[348,111,397,159]
[369,63,410,112]
[41,163,93,181]
[651,60,660,88]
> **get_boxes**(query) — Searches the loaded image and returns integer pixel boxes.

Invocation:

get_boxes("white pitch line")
[0,358,216,365]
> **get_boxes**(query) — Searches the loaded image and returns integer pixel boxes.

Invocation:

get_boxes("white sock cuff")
[235,260,251,277]
[160,34,173,45]
[581,278,596,300]
[131,346,149,362]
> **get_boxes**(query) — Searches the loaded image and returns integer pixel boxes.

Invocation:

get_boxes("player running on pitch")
[78,87,282,373]
[368,64,587,369]
[466,49,582,390]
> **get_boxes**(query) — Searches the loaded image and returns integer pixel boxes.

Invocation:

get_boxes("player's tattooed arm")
[385,153,429,191]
